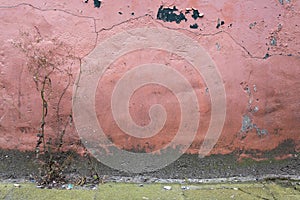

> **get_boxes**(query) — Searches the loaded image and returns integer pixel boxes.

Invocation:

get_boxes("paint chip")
[216,18,225,29]
[157,6,187,24]
[190,23,199,29]
[241,115,253,132]
[191,9,204,20]
[94,0,101,8]
[263,53,270,59]
[270,37,277,46]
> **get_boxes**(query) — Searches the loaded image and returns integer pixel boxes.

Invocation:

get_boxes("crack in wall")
[1,3,299,61]
[0,3,96,20]
[96,14,152,34]
[0,3,99,60]
[73,58,83,103]
[1,1,299,99]
[17,64,24,120]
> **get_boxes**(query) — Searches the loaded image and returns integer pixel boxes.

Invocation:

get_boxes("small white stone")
[181,186,190,190]
[163,186,172,190]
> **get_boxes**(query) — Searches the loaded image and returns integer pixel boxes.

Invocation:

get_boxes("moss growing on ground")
[0,181,299,200]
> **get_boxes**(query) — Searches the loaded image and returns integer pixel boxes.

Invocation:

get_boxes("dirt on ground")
[0,149,299,185]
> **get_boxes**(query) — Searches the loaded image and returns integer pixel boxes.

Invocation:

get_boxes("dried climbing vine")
[12,26,75,187]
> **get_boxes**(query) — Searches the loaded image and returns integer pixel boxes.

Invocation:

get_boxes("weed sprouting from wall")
[11,26,76,186]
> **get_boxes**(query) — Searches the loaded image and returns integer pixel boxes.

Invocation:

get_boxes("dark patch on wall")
[279,0,291,5]
[241,115,253,133]
[268,139,296,157]
[190,23,198,29]
[240,115,268,136]
[270,37,277,46]
[157,6,187,24]
[263,53,270,59]
[216,18,225,29]
[94,0,101,8]
[191,9,204,20]
[249,22,257,29]
[243,139,297,160]
[157,6,205,30]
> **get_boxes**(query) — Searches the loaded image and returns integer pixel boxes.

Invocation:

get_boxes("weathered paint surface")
[0,0,299,160]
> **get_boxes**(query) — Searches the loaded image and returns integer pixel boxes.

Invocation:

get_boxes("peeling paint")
[205,87,209,95]
[216,18,225,29]
[270,37,277,46]
[93,0,101,8]
[263,53,270,59]
[215,42,221,51]
[191,9,204,20]
[190,23,198,29]
[244,86,251,95]
[277,23,282,31]
[157,5,204,28]
[0,0,298,158]
[240,82,268,136]
[241,115,253,133]
[249,22,257,29]
[279,0,292,5]
[253,85,257,92]
[157,6,187,24]
[256,128,268,136]
[252,106,259,113]
[241,115,268,136]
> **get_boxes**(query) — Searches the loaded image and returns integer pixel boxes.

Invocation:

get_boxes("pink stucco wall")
[0,0,299,160]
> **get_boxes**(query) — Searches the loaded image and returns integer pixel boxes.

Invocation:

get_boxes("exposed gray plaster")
[241,115,253,132]
[240,84,268,136]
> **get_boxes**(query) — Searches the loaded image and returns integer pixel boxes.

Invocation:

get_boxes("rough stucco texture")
[0,0,299,160]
